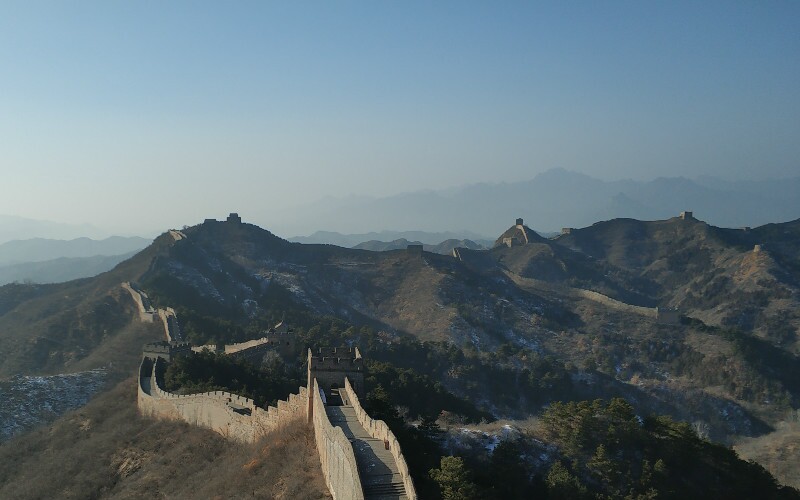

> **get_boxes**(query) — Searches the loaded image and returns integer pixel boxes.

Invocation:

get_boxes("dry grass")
[0,378,330,499]
[735,420,800,490]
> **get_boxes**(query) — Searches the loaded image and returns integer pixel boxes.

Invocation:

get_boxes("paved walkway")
[325,405,408,500]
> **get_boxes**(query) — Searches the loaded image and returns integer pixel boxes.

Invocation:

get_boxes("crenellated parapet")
[307,347,365,400]
[143,340,192,362]
[138,337,415,499]
[137,356,307,443]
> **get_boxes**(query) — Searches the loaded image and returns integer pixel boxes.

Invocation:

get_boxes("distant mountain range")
[281,169,800,236]
[0,236,151,266]
[0,236,151,285]
[0,252,140,286]
[0,215,110,245]
[289,230,494,248]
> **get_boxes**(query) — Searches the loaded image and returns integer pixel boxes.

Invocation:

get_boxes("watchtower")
[679,211,694,220]
[307,347,365,401]
[407,244,423,255]
[516,218,524,227]
[142,340,192,362]
[227,213,242,224]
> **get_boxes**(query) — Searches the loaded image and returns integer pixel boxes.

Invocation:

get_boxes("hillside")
[0,378,329,499]
[1,214,799,494]
[0,232,178,377]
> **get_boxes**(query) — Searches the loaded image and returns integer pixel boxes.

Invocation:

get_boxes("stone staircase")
[326,404,408,500]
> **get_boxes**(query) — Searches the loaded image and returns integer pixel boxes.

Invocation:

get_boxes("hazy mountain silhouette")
[0,215,110,244]
[0,236,152,266]
[290,229,493,247]
[0,251,140,285]
[282,169,800,235]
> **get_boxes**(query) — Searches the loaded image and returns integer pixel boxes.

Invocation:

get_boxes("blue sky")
[1,1,798,234]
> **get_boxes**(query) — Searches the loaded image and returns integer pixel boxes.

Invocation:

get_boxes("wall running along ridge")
[343,378,418,499]
[122,282,182,340]
[311,378,365,500]
[121,282,157,323]
[137,357,307,442]
[157,307,181,341]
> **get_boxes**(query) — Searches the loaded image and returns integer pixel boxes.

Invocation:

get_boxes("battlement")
[310,346,362,359]
[308,347,365,400]
[310,357,364,370]
[143,340,192,361]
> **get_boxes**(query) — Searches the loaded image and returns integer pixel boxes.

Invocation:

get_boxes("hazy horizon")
[2,2,798,236]
[2,168,800,241]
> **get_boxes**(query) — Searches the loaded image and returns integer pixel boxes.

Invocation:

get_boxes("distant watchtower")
[227,213,242,224]
[679,211,694,220]
[516,218,524,227]
[407,244,423,255]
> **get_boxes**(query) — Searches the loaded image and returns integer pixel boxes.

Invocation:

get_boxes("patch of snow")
[0,368,107,442]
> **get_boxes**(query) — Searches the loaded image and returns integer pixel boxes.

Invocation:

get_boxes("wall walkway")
[341,379,416,499]
[311,378,365,500]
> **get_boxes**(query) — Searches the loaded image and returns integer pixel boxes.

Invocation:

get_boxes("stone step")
[361,473,404,486]
[363,482,407,500]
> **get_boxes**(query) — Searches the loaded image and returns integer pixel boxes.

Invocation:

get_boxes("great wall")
[125,216,689,498]
[126,274,416,500]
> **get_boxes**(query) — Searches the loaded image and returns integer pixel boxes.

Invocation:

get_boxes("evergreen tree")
[429,456,479,500]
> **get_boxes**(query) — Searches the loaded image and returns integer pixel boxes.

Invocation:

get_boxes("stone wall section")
[121,282,158,323]
[122,282,183,340]
[137,357,307,443]
[310,378,365,500]
[343,378,418,499]
[157,307,182,341]
[503,272,659,319]
[574,288,657,318]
